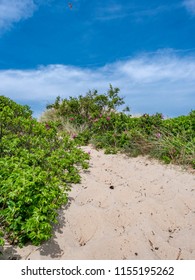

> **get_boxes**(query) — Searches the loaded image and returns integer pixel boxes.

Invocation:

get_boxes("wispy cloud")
[94,2,126,21]
[93,2,177,22]
[0,51,195,117]
[0,0,37,33]
[183,0,195,15]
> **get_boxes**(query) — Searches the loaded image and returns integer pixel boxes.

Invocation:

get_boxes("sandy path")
[2,146,195,260]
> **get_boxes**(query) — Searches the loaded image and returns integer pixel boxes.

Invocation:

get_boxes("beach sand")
[2,146,195,260]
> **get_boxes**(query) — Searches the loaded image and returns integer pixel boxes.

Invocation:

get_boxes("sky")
[0,0,195,117]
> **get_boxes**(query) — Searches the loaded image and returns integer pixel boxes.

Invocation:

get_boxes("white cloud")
[0,0,36,32]
[0,51,195,117]
[94,2,176,22]
[94,3,126,21]
[183,0,195,14]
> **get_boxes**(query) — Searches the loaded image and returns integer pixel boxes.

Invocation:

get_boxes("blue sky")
[0,0,195,117]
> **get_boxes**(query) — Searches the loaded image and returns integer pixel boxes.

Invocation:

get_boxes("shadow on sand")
[37,197,73,259]
[0,246,22,260]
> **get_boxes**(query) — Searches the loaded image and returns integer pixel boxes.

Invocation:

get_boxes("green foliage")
[138,113,164,135]
[0,96,89,247]
[1,90,194,251]
[162,112,195,139]
[45,84,125,126]
[42,88,194,169]
[151,121,195,166]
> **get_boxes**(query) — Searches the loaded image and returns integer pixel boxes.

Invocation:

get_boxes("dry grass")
[39,108,87,137]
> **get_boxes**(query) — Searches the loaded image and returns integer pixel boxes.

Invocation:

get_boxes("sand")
[1,146,195,260]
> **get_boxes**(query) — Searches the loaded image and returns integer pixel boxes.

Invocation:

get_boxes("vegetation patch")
[0,86,194,249]
[42,85,194,168]
[0,96,89,247]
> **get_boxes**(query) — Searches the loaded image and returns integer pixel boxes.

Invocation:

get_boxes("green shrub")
[0,96,89,246]
[45,84,125,127]
[41,87,194,169]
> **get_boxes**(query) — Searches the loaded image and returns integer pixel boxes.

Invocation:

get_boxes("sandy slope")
[2,146,195,260]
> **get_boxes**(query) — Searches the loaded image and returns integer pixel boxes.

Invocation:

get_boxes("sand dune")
[2,146,195,260]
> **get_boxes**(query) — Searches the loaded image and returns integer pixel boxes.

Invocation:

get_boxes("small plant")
[151,127,195,166]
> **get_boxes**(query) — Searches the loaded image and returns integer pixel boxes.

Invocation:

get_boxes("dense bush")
[0,96,89,247]
[45,84,126,125]
[41,86,195,168]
